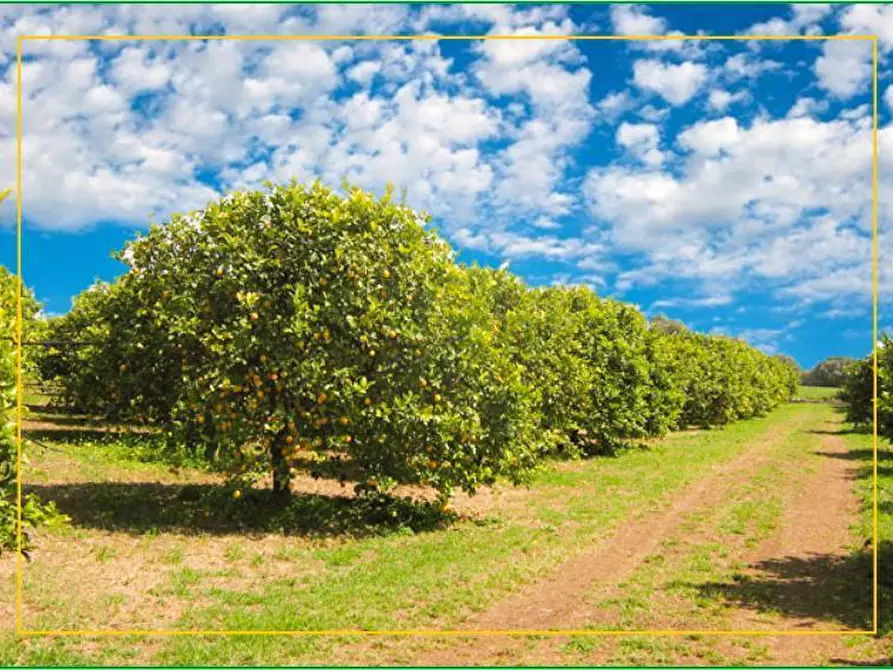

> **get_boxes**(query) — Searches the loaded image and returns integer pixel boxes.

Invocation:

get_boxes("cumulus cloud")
[0,2,889,326]
[707,88,750,112]
[616,122,665,166]
[815,40,873,99]
[633,59,707,106]
[585,108,886,306]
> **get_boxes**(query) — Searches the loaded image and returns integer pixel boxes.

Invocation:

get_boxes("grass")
[574,410,821,636]
[0,401,883,665]
[843,425,893,635]
[554,403,882,665]
[797,385,841,401]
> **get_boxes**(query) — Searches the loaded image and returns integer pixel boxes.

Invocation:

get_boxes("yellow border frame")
[14,32,880,639]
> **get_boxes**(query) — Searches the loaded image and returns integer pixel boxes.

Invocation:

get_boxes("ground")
[1,388,890,665]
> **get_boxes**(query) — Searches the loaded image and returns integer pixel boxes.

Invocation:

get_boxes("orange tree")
[645,322,799,430]
[469,268,662,455]
[842,334,892,438]
[49,182,538,504]
[0,266,65,555]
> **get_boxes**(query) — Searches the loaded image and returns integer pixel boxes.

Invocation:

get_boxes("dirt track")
[407,412,874,666]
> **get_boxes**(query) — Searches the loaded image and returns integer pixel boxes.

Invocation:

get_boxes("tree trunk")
[270,435,292,505]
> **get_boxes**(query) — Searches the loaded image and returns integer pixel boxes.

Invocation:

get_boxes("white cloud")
[1,2,889,327]
[707,88,750,112]
[609,5,702,56]
[610,5,666,36]
[637,104,670,123]
[786,96,830,118]
[815,40,873,99]
[346,60,380,86]
[616,122,664,166]
[633,59,707,106]
[838,4,893,51]
[652,294,733,309]
[677,117,741,156]
[595,90,634,122]
[791,4,834,28]
[811,5,889,102]
[454,228,604,264]
[584,110,885,305]
[744,4,832,36]
[722,53,783,81]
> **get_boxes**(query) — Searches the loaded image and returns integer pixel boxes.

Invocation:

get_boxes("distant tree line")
[801,356,856,388]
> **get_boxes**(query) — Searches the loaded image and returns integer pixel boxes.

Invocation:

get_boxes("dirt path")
[712,432,868,664]
[410,414,811,665]
[409,414,868,666]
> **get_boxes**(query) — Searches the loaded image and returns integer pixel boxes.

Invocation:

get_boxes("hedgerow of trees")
[37,181,801,505]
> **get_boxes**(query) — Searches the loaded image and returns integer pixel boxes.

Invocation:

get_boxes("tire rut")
[411,413,809,665]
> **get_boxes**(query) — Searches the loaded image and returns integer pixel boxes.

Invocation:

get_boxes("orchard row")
[31,182,800,502]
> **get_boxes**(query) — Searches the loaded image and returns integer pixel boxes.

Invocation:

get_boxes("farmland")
[0,183,888,665]
[0,397,887,664]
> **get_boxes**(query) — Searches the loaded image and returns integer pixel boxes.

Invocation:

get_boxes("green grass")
[843,425,892,635]
[0,402,853,665]
[578,410,819,632]
[555,403,878,665]
[797,385,841,400]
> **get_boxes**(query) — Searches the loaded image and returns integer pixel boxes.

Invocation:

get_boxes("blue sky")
[1,3,891,370]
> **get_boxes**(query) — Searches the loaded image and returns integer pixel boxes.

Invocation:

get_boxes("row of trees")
[36,181,800,504]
